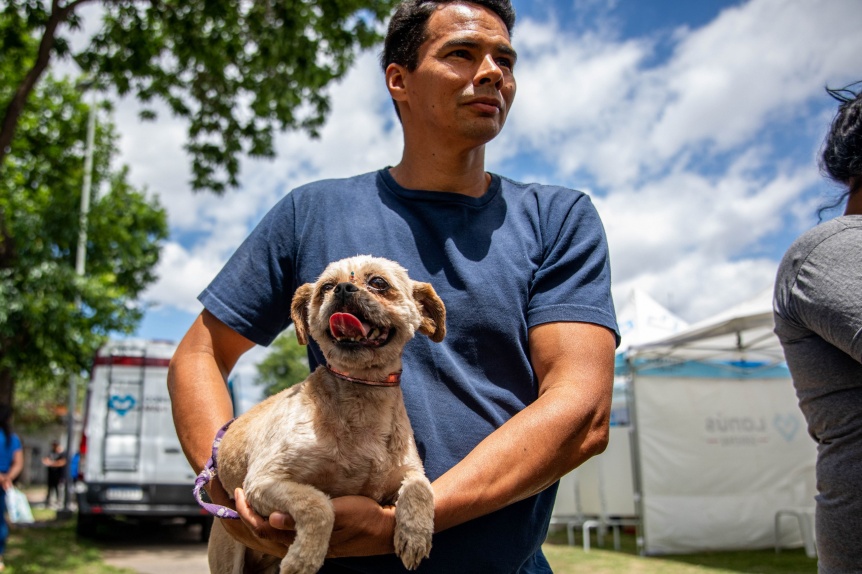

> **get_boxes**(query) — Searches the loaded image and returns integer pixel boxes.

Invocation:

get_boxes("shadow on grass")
[545,527,817,574]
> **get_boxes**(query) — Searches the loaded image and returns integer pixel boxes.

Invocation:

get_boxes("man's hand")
[236,490,398,559]
[324,496,397,558]
[207,478,290,558]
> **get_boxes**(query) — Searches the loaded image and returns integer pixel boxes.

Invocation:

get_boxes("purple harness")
[193,418,240,519]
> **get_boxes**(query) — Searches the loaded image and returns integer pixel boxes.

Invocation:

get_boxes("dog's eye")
[367,277,390,292]
[320,283,335,294]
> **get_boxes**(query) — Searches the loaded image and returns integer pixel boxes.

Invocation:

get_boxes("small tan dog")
[207,255,445,574]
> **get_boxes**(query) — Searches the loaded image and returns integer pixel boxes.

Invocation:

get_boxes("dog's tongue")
[329,313,370,339]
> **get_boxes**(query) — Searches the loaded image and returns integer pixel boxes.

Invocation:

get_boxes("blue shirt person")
[0,406,24,570]
[168,1,619,572]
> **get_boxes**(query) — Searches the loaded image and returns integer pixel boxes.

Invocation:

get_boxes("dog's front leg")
[245,477,334,574]
[393,469,434,570]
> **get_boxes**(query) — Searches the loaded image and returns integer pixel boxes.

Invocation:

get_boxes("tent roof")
[627,288,785,366]
[616,288,689,353]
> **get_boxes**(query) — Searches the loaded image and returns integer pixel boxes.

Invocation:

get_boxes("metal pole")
[75,91,96,277]
[60,90,97,520]
[625,355,647,555]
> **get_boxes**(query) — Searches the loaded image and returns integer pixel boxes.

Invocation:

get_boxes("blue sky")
[86,0,860,381]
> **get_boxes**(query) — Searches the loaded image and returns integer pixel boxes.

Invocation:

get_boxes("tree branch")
[0,0,97,168]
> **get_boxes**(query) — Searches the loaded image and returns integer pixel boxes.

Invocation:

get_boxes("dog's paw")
[393,477,434,570]
[394,522,433,571]
[279,554,323,574]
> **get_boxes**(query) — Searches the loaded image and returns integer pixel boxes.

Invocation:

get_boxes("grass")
[3,508,134,574]
[2,507,818,574]
[544,528,817,574]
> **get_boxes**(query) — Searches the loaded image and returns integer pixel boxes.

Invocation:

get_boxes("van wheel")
[76,513,102,538]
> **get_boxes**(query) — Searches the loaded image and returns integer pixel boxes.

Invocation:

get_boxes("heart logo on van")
[109,395,136,416]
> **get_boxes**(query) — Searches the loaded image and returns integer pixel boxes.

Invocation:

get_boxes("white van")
[75,339,219,538]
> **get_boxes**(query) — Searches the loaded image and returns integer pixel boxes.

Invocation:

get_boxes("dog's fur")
[207,255,446,574]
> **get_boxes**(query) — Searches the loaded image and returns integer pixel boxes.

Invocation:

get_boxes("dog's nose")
[333,282,359,304]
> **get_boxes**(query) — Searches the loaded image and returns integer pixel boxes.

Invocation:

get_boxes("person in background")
[0,406,24,572]
[41,440,66,509]
[774,81,862,573]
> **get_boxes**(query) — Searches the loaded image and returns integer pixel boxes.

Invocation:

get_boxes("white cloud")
[649,0,861,160]
[501,0,861,321]
[126,51,404,315]
[612,255,778,322]
[140,242,219,314]
[508,0,862,189]
[101,0,861,334]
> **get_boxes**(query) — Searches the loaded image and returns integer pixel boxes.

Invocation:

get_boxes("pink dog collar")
[326,365,402,387]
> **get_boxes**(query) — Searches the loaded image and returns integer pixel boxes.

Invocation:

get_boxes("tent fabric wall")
[633,374,816,554]
[552,426,637,519]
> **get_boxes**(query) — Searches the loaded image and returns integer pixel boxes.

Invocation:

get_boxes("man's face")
[396,2,517,147]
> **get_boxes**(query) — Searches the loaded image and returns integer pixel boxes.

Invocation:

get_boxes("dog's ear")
[290,283,314,346]
[412,281,446,343]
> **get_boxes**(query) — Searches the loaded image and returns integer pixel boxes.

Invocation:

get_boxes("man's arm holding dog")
[251,320,615,557]
[169,310,294,557]
[430,321,616,531]
[169,310,254,474]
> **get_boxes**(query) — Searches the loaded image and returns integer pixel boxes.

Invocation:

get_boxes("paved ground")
[95,518,210,574]
[101,543,209,574]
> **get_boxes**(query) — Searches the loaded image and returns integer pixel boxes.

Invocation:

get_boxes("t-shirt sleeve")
[12,434,21,453]
[198,194,298,346]
[527,192,619,345]
[780,229,862,363]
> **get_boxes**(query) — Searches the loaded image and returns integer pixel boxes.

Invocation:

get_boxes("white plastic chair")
[775,507,816,558]
[774,465,817,559]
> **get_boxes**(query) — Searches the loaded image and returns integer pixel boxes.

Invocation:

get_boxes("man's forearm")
[168,311,253,473]
[430,382,609,533]
[168,348,235,473]
[431,321,616,533]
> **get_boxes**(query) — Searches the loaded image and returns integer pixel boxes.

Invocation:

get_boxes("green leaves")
[3,0,396,192]
[0,0,396,410]
[73,0,397,193]
[0,73,167,406]
[256,328,311,397]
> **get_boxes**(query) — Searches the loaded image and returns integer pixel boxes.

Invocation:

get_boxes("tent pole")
[626,355,648,555]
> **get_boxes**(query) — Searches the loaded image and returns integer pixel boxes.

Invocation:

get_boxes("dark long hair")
[818,81,862,219]
[0,405,13,449]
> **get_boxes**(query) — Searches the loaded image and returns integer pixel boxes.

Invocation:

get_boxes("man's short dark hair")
[381,0,516,73]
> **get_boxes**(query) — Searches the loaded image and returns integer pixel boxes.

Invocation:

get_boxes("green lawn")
[544,528,817,574]
[3,510,817,574]
[4,509,133,574]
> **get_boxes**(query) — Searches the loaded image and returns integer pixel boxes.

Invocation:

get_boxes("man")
[168,1,619,572]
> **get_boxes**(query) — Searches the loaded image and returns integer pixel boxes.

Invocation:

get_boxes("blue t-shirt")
[0,431,22,473]
[200,169,619,573]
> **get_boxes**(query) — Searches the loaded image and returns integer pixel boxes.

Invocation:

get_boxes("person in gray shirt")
[774,81,862,573]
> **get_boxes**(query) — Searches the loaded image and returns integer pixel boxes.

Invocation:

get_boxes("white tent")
[631,288,782,365]
[615,288,690,353]
[622,288,816,555]
[611,289,689,425]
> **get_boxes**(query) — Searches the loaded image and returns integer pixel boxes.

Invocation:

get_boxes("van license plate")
[105,487,144,501]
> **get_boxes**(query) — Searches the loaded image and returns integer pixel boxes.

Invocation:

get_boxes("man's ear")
[413,281,446,343]
[385,63,409,105]
[290,283,315,346]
